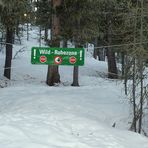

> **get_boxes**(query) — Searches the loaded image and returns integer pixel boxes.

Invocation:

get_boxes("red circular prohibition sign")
[40,56,47,63]
[69,56,76,64]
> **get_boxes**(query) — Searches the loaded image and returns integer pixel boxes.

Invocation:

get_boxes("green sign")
[31,47,85,66]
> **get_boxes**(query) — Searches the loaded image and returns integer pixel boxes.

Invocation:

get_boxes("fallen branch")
[13,47,26,59]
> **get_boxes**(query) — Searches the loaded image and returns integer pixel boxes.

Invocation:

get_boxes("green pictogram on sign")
[31,47,85,66]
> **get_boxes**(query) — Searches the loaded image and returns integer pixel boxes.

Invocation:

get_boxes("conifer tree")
[59,0,100,86]
[0,0,30,79]
[97,0,129,79]
[35,0,51,42]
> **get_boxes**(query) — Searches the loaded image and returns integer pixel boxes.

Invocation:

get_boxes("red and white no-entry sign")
[54,56,62,64]
[40,56,47,63]
[69,56,76,64]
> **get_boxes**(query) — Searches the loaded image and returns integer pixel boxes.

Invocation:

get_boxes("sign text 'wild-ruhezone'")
[31,47,84,66]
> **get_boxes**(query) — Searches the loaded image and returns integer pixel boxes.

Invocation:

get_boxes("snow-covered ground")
[0,26,148,148]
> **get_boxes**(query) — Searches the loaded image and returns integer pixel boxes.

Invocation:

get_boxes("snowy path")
[0,27,148,148]
[0,86,147,148]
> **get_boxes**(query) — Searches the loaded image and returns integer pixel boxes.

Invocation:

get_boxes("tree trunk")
[27,21,29,41]
[138,0,144,134]
[93,38,98,60]
[46,0,61,86]
[99,48,106,61]
[138,59,144,134]
[121,51,125,77]
[71,66,79,86]
[16,20,19,37]
[46,38,61,86]
[132,58,137,132]
[93,48,98,59]
[44,27,48,42]
[39,26,42,47]
[71,44,81,87]
[4,27,13,79]
[107,19,118,79]
[107,48,118,79]
[124,54,128,95]
[46,65,60,86]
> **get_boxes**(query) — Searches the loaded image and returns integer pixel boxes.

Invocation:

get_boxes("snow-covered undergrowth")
[0,27,148,148]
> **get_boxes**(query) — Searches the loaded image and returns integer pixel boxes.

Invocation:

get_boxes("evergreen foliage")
[0,0,31,79]
[58,0,100,45]
[0,0,30,28]
[97,0,129,46]
[35,0,51,29]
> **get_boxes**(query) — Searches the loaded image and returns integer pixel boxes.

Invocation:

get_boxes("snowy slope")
[0,26,148,148]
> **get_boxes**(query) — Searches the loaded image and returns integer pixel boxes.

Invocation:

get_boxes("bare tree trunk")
[27,21,29,41]
[138,60,143,133]
[71,44,81,87]
[99,48,106,61]
[107,19,118,79]
[16,20,19,37]
[121,51,125,77]
[39,26,42,47]
[46,0,61,86]
[132,58,137,132]
[46,39,61,86]
[93,48,98,59]
[138,0,144,134]
[46,65,60,86]
[63,39,67,47]
[71,66,79,86]
[44,27,48,42]
[130,0,139,132]
[93,38,99,60]
[107,48,118,79]
[124,54,128,95]
[4,27,13,79]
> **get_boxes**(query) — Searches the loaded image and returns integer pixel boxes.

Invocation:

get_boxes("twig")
[13,47,26,59]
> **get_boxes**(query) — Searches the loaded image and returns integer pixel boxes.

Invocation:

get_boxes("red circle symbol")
[69,56,76,64]
[40,56,47,63]
[54,56,62,64]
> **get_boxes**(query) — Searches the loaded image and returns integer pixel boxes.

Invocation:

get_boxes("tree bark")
[46,0,61,86]
[39,26,42,47]
[71,44,81,87]
[46,38,61,86]
[16,20,19,37]
[46,65,60,86]
[124,54,128,95]
[107,48,118,79]
[99,48,106,61]
[121,51,125,77]
[132,58,137,132]
[93,48,99,59]
[44,27,48,42]
[138,60,143,134]
[106,19,118,79]
[71,66,79,86]
[4,27,13,79]
[138,0,144,134]
[27,21,29,41]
